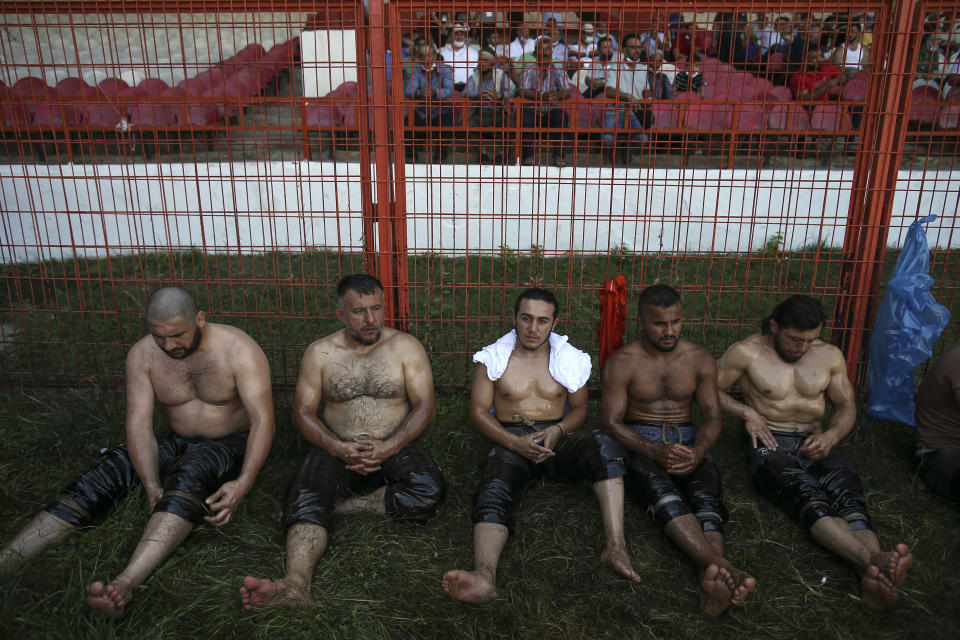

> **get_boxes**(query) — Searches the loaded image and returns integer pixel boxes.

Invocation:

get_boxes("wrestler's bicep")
[716,343,749,391]
[402,343,436,411]
[599,357,630,422]
[293,347,325,414]
[469,363,495,414]
[124,347,155,432]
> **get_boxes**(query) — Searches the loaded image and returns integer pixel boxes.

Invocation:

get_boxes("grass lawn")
[1,388,958,640]
[1,249,959,638]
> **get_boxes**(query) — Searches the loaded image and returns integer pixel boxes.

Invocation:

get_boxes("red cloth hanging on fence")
[595,274,628,370]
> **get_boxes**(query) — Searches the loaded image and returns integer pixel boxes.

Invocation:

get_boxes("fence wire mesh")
[0,1,957,389]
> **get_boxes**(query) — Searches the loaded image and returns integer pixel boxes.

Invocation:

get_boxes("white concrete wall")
[1,162,957,264]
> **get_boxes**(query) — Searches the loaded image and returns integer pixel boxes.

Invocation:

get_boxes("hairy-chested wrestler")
[601,285,755,616]
[240,274,444,609]
[717,295,914,612]
[442,288,638,605]
[0,286,275,619]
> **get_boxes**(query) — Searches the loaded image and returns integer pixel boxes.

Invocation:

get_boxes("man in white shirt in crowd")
[440,24,479,93]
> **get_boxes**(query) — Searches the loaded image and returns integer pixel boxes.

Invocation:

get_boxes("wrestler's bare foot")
[871,544,914,587]
[600,547,641,582]
[861,565,899,612]
[726,567,757,606]
[239,576,312,611]
[86,579,131,619]
[442,569,497,604]
[700,564,737,617]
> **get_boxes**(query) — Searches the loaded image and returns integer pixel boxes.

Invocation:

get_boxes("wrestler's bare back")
[492,347,567,422]
[615,339,709,423]
[131,322,257,439]
[308,327,415,440]
[724,333,841,432]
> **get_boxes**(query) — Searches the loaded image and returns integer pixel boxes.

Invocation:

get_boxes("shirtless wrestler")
[240,274,444,609]
[601,285,755,616]
[915,340,960,502]
[443,288,638,605]
[717,295,913,612]
[0,286,275,619]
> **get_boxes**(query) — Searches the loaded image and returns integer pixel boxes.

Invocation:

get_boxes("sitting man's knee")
[388,470,446,521]
[649,492,692,526]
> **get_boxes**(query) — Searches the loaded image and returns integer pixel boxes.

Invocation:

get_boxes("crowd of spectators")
[393,10,960,165]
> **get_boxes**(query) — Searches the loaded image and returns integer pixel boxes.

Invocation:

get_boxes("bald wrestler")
[443,288,637,604]
[240,274,444,609]
[718,295,913,612]
[601,285,755,616]
[0,286,275,619]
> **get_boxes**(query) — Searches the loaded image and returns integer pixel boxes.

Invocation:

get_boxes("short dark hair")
[622,33,640,48]
[337,274,384,308]
[637,284,681,314]
[762,295,825,334]
[145,286,198,323]
[514,287,559,319]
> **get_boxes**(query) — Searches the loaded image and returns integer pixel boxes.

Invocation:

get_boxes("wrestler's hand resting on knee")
[204,478,250,526]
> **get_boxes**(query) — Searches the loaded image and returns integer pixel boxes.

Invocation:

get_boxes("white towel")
[472,330,592,393]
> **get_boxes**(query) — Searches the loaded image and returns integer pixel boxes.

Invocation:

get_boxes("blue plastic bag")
[867,214,951,426]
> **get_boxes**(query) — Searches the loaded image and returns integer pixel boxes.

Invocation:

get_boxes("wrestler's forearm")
[824,404,856,442]
[383,400,435,454]
[293,410,347,457]
[127,432,161,492]
[235,419,274,491]
[718,390,755,420]
[609,421,663,459]
[470,409,520,449]
[694,418,722,456]
[559,405,588,433]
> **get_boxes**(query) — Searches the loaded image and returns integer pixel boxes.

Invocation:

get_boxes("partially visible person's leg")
[443,433,535,604]
[241,445,358,610]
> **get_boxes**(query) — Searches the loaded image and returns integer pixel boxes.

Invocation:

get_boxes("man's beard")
[773,338,803,363]
[650,335,678,352]
[348,325,382,346]
[162,327,202,359]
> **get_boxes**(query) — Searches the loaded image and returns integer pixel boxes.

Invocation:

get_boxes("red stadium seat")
[768,85,794,101]
[5,77,49,125]
[766,102,811,130]
[97,77,130,98]
[729,102,766,130]
[137,78,169,95]
[810,103,853,132]
[841,73,869,102]
[909,86,941,125]
[936,102,960,129]
[684,101,729,130]
[129,85,178,127]
[78,85,122,127]
[650,101,680,129]
[234,43,267,65]
[305,102,341,127]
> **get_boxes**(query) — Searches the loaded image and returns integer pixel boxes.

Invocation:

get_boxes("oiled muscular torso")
[736,334,836,432]
[620,339,703,424]
[319,328,411,440]
[142,323,252,438]
[492,348,567,422]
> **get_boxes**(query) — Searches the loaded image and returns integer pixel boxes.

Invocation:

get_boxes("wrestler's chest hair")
[153,357,234,404]
[631,364,697,401]
[323,356,405,402]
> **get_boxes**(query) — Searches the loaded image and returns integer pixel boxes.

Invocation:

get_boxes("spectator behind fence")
[469,50,515,164]
[646,51,675,100]
[789,43,846,102]
[567,22,597,59]
[674,56,706,97]
[509,19,538,60]
[603,34,652,165]
[914,33,945,91]
[594,13,619,54]
[830,23,870,73]
[760,16,792,59]
[482,28,510,61]
[519,36,571,167]
[544,18,569,62]
[638,17,672,63]
[440,24,479,93]
[573,35,613,98]
[404,44,455,163]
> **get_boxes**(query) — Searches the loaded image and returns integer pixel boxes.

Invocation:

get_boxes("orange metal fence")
[0,1,958,390]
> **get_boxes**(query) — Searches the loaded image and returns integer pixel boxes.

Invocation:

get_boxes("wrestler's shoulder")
[809,339,845,363]
[206,323,267,357]
[722,333,765,358]
[380,328,429,355]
